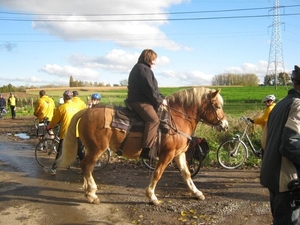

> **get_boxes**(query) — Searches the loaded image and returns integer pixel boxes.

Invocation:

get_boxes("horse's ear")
[211,89,221,98]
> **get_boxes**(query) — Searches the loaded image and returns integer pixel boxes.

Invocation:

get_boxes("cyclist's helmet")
[91,93,101,100]
[63,90,73,100]
[291,65,300,85]
[262,94,276,103]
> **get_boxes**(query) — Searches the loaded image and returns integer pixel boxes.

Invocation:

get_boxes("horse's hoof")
[92,198,100,204]
[86,194,100,204]
[149,199,160,206]
[196,193,205,200]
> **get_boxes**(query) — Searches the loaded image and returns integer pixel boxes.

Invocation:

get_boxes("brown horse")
[58,87,228,205]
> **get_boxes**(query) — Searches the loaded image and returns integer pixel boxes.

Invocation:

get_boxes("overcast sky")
[0,0,299,87]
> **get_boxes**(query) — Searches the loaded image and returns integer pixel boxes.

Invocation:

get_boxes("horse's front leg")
[146,155,173,205]
[174,153,205,200]
[81,157,99,204]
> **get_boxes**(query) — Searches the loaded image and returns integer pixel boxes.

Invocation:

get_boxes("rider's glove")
[162,99,168,106]
[247,118,254,123]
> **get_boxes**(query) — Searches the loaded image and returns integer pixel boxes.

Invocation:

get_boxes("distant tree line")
[0,84,26,93]
[69,76,128,87]
[264,72,291,86]
[211,73,260,86]
[211,72,291,86]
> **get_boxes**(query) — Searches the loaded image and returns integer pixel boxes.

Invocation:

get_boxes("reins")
[165,106,192,140]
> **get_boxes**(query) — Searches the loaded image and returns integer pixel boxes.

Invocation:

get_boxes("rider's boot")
[140,148,150,159]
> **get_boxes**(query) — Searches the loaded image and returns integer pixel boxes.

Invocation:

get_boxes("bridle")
[201,93,225,127]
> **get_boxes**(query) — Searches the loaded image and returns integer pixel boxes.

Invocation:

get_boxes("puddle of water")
[7,133,30,139]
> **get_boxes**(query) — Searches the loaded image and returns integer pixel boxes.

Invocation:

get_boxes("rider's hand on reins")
[162,99,168,106]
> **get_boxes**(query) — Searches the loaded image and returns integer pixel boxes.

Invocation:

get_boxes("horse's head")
[199,89,228,132]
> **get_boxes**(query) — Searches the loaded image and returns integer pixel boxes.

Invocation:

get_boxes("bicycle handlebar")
[240,116,253,124]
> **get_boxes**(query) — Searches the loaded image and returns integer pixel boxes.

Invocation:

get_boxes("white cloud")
[68,49,139,72]
[159,70,211,86]
[224,61,269,83]
[67,49,171,74]
[2,0,185,50]
[157,56,171,66]
[40,64,100,81]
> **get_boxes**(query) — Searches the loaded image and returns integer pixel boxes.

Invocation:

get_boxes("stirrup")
[140,148,150,159]
[116,149,123,156]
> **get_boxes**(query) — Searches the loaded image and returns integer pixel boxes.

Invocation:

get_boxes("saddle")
[109,104,169,133]
[104,103,169,157]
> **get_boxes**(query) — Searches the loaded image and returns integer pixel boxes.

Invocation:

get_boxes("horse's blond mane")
[167,87,223,108]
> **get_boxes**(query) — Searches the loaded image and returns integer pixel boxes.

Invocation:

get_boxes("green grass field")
[26,85,289,116]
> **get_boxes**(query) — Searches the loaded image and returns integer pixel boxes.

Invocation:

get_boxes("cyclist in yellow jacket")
[34,90,55,123]
[248,95,276,131]
[45,90,83,175]
[72,91,86,110]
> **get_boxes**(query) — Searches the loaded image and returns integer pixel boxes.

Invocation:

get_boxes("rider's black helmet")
[291,65,300,85]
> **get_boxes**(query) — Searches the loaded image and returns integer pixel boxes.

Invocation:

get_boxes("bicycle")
[217,116,262,169]
[35,118,111,170]
[142,137,209,178]
[35,118,60,168]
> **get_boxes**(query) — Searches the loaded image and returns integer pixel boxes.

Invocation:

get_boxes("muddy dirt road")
[0,116,273,225]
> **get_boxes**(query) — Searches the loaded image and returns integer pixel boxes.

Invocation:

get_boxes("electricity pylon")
[266,0,285,89]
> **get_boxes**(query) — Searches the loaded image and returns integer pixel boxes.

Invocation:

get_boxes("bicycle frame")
[234,117,261,157]
[231,134,249,159]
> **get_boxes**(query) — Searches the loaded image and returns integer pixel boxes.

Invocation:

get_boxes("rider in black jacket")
[126,49,167,159]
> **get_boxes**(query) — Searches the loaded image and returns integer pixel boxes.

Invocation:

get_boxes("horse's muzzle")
[217,120,229,132]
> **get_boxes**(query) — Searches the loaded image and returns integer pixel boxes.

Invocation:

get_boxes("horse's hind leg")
[80,151,101,204]
[174,153,205,200]
[82,174,99,204]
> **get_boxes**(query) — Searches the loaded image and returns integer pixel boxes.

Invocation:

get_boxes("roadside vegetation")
[1,85,291,168]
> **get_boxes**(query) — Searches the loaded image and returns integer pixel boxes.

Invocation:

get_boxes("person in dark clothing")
[0,93,6,114]
[260,65,300,224]
[126,49,167,159]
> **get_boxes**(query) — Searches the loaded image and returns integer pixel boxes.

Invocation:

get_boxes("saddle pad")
[107,105,170,134]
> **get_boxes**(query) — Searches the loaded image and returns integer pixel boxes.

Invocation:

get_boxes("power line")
[0,5,299,22]
[0,12,300,22]
[0,5,300,16]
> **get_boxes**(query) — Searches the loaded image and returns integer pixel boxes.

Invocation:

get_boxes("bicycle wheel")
[217,139,247,169]
[93,148,111,170]
[35,138,58,168]
[187,144,203,178]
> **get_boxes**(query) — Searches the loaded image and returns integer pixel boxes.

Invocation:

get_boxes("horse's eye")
[212,103,221,110]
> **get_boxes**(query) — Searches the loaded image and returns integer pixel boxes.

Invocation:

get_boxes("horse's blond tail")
[57,109,87,168]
